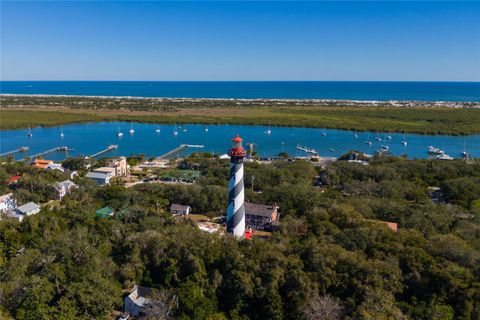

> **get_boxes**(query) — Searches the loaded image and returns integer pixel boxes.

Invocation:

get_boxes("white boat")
[401,132,407,146]
[117,127,123,137]
[329,148,335,152]
[205,127,209,132]
[365,141,372,146]
[182,127,188,132]
[386,135,392,140]
[155,125,161,133]
[60,127,64,138]
[129,123,135,134]
[428,146,443,155]
[321,130,327,136]
[437,153,453,160]
[173,125,179,136]
[265,123,272,135]
[381,145,389,151]
[354,130,358,139]
[27,125,33,137]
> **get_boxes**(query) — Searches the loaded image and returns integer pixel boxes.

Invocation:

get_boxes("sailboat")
[60,127,64,138]
[375,132,382,142]
[173,125,179,136]
[117,127,123,137]
[129,123,135,134]
[155,124,161,133]
[461,139,469,159]
[205,127,209,132]
[27,125,33,138]
[354,130,358,139]
[265,123,272,135]
[401,131,408,146]
[321,128,327,136]
[365,133,372,146]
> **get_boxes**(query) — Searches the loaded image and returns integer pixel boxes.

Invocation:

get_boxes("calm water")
[1,81,480,101]
[0,123,478,161]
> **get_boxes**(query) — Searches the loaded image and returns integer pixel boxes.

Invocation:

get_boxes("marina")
[0,122,479,161]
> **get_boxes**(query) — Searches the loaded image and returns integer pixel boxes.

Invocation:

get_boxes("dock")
[89,145,118,158]
[21,146,69,161]
[157,144,204,159]
[0,146,29,158]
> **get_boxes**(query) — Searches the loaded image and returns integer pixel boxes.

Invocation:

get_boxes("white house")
[0,193,16,213]
[7,202,41,222]
[45,163,65,172]
[53,180,78,200]
[124,285,154,317]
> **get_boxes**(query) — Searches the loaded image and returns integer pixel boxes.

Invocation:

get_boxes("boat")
[381,145,389,151]
[60,127,64,138]
[329,148,335,152]
[437,153,453,160]
[129,123,135,134]
[386,135,392,140]
[265,123,272,135]
[321,129,327,136]
[365,140,372,146]
[155,125,161,133]
[27,125,33,138]
[401,131,407,146]
[354,130,358,139]
[182,127,188,132]
[117,127,123,137]
[205,127,209,132]
[173,125,179,136]
[428,146,443,155]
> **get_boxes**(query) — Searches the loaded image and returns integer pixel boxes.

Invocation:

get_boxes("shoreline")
[2,93,480,106]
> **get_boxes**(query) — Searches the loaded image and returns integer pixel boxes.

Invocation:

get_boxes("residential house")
[4,175,21,185]
[124,285,156,317]
[428,186,442,204]
[33,159,54,169]
[95,206,114,218]
[45,163,65,172]
[244,202,280,230]
[85,167,116,185]
[170,204,191,215]
[7,202,41,222]
[106,156,130,177]
[0,193,16,213]
[53,180,78,200]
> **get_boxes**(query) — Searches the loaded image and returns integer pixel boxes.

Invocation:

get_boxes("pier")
[21,146,69,161]
[0,146,29,158]
[89,145,118,158]
[157,144,204,159]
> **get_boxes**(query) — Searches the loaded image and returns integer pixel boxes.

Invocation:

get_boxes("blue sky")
[1,1,479,81]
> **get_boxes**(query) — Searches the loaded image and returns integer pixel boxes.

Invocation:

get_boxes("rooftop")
[171,203,191,211]
[85,171,110,179]
[16,202,40,214]
[245,202,278,217]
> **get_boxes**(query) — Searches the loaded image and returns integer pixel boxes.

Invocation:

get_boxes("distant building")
[428,186,442,204]
[245,202,280,230]
[170,204,191,215]
[0,193,16,213]
[33,159,54,169]
[45,163,65,172]
[106,157,130,177]
[7,202,41,222]
[85,167,116,185]
[53,180,78,200]
[95,206,114,218]
[124,285,155,317]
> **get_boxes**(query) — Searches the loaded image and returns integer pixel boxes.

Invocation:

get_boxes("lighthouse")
[227,134,247,238]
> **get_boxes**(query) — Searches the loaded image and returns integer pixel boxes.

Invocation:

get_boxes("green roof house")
[95,206,114,218]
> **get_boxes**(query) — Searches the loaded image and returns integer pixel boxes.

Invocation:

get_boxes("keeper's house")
[245,202,279,230]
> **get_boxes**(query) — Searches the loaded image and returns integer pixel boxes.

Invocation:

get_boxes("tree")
[301,293,344,320]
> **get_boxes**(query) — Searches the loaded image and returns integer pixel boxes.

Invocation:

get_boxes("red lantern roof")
[232,134,242,143]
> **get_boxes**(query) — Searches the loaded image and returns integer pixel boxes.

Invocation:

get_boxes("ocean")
[1,81,479,101]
